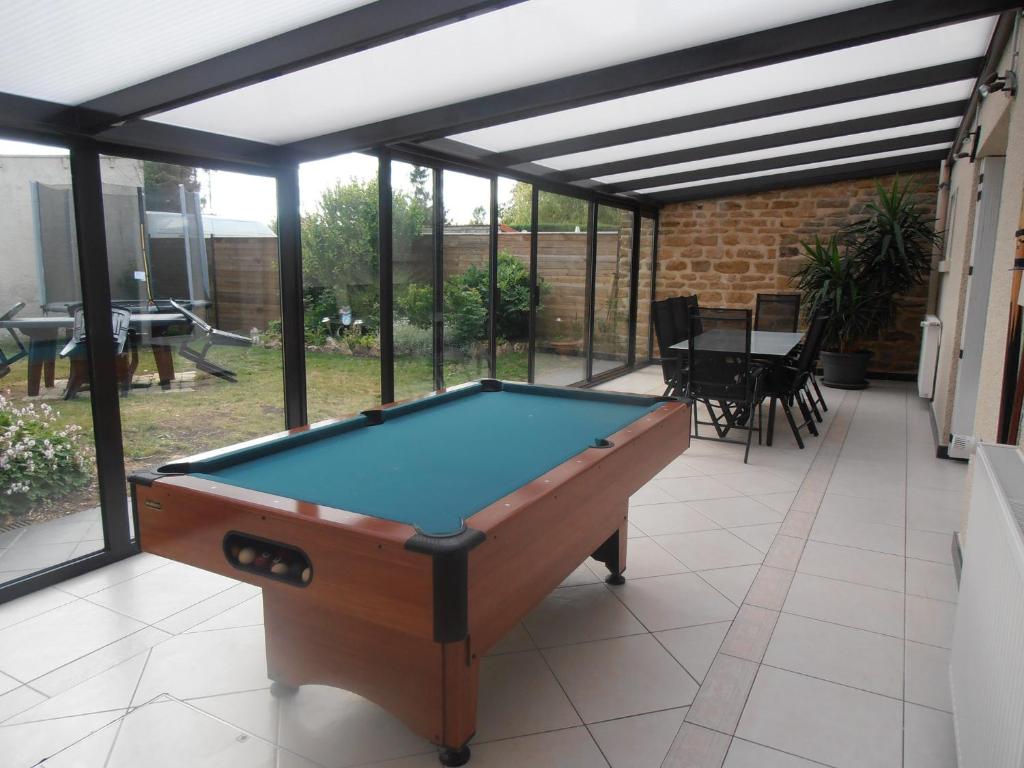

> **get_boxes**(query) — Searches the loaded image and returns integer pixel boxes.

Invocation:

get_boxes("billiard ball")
[301,567,311,583]
[229,543,241,560]
[271,556,289,576]
[253,551,273,570]
[237,547,256,565]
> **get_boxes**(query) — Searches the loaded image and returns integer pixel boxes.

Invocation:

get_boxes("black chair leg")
[781,399,805,450]
[796,391,819,437]
[766,397,777,447]
[805,383,823,422]
[811,374,828,412]
[743,400,755,464]
[757,401,764,446]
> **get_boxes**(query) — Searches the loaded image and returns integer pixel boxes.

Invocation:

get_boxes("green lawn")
[2,343,528,478]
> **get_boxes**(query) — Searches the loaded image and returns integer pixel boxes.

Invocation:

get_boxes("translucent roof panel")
[0,0,374,105]
[596,117,962,185]
[637,143,952,195]
[451,16,996,154]
[149,0,884,144]
[541,81,974,171]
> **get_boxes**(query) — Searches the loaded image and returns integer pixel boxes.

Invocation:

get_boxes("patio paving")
[0,374,965,767]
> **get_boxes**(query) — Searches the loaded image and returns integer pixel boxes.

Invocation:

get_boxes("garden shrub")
[0,393,91,517]
[393,321,433,357]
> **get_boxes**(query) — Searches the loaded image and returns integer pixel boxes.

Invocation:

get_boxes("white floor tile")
[189,688,279,743]
[809,514,904,556]
[486,623,534,656]
[656,457,703,479]
[906,530,954,564]
[689,497,783,528]
[523,584,645,648]
[86,561,239,625]
[783,573,904,638]
[749,492,797,514]
[698,564,760,605]
[736,666,902,768]
[729,523,781,554]
[629,502,719,536]
[612,573,738,632]
[0,710,122,768]
[475,651,579,742]
[560,561,603,587]
[724,738,824,767]
[763,613,903,698]
[797,540,904,592]
[904,703,956,768]
[8,652,147,724]
[906,559,958,603]
[654,622,730,684]
[905,641,952,712]
[906,487,964,534]
[654,530,765,571]
[133,626,271,703]
[815,493,905,528]
[54,554,169,598]
[278,684,431,767]
[654,476,741,502]
[0,672,19,697]
[905,595,956,649]
[714,470,799,496]
[0,587,76,632]
[589,707,687,768]
[630,483,677,506]
[155,582,262,634]
[428,727,607,768]
[543,634,697,723]
[0,685,47,724]
[0,600,145,683]
[188,594,264,633]
[617,537,689,579]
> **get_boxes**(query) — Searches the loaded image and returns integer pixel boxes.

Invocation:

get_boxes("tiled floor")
[0,508,106,584]
[0,372,965,768]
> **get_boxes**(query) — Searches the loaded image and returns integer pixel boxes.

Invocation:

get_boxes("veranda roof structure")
[0,0,1014,206]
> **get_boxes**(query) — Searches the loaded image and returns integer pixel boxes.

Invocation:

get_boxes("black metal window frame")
[0,130,660,604]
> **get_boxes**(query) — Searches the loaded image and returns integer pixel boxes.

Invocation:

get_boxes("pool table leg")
[591,517,628,585]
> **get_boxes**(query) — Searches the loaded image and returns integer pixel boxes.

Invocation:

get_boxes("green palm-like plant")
[792,236,879,353]
[793,177,940,353]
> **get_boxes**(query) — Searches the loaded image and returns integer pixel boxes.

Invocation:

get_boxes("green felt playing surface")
[171,382,663,535]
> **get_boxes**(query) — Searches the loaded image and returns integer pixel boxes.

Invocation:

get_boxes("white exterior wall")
[0,154,143,312]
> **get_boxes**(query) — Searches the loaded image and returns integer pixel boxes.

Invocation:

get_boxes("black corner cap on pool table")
[405,527,486,644]
[129,470,169,487]
[479,378,503,391]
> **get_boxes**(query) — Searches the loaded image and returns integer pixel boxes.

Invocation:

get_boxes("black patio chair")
[652,299,680,396]
[168,299,253,382]
[59,305,135,399]
[754,293,801,333]
[685,307,762,463]
[759,313,829,449]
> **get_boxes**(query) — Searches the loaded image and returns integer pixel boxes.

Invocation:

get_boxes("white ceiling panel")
[0,0,374,105]
[540,81,974,171]
[149,0,884,144]
[596,117,962,185]
[636,143,952,195]
[451,16,996,154]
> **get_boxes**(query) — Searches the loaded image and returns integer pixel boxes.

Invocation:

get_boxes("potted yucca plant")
[793,178,939,389]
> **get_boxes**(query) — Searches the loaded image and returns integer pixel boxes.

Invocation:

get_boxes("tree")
[144,162,203,212]
[499,181,627,230]
[469,205,487,225]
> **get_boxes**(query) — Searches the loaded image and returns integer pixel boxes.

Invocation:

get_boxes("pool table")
[130,380,689,765]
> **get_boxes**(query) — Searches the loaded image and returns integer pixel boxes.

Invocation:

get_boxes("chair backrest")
[793,313,829,375]
[687,307,753,402]
[755,293,801,333]
[652,298,679,384]
[68,307,132,355]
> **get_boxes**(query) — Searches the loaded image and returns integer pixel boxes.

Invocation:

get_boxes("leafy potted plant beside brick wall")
[794,179,939,389]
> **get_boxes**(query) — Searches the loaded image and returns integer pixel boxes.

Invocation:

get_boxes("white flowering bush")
[0,392,91,516]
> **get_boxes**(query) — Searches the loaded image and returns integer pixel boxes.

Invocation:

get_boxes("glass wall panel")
[298,153,381,423]
[495,178,531,381]
[441,170,490,388]
[391,161,434,399]
[0,139,102,585]
[635,216,655,364]
[592,206,634,376]
[535,191,588,385]
[98,157,284,482]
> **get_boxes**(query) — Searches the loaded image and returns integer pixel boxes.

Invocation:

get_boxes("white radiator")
[951,443,1024,768]
[918,315,941,398]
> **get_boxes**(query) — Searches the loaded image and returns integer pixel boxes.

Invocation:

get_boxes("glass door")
[591,205,634,377]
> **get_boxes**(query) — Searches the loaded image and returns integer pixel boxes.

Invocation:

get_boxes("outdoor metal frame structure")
[0,0,1017,601]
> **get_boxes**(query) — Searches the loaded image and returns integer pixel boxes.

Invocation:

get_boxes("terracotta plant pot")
[820,350,872,390]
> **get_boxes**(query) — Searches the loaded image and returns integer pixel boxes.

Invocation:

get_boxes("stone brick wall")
[656,172,938,374]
